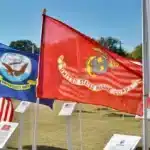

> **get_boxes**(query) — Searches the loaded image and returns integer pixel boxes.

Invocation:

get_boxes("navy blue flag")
[0,43,54,109]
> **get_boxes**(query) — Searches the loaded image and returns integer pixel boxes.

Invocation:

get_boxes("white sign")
[104,134,141,150]
[59,102,77,116]
[0,121,18,148]
[135,109,150,119]
[15,101,31,113]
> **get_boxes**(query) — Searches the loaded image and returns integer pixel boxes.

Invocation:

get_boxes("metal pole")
[32,8,46,150]
[31,43,39,150]
[142,0,149,149]
[32,98,40,150]
[78,104,83,150]
[66,116,72,150]
[31,45,35,54]
[18,44,35,150]
[18,113,24,150]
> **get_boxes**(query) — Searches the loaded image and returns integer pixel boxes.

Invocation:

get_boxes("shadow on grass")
[96,107,109,111]
[7,145,67,150]
[74,110,95,113]
[136,147,150,150]
[105,112,134,118]
[8,145,145,150]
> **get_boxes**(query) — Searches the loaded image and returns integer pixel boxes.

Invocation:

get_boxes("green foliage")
[9,38,142,61]
[97,36,128,57]
[9,40,39,53]
[130,44,142,60]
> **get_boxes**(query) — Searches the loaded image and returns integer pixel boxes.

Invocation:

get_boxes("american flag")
[0,98,14,122]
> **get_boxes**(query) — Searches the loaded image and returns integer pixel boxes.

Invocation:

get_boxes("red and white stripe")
[0,98,14,122]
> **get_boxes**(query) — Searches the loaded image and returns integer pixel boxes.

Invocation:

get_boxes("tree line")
[9,38,142,60]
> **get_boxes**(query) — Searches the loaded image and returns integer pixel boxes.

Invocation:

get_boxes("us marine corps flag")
[37,14,142,115]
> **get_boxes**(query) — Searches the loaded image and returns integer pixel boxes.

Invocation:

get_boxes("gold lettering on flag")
[57,55,141,96]
[0,75,36,90]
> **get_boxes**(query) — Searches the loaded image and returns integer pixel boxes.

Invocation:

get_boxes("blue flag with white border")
[0,43,54,109]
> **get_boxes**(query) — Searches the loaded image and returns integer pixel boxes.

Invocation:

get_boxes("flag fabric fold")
[37,14,142,115]
[0,43,54,109]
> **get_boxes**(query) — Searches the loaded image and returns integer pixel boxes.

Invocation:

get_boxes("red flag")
[37,14,142,115]
[0,98,14,122]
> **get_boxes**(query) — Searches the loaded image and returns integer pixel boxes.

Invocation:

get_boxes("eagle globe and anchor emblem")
[86,55,108,76]
[86,48,119,76]
[0,53,32,82]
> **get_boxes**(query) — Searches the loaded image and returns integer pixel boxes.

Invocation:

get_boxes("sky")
[0,0,141,52]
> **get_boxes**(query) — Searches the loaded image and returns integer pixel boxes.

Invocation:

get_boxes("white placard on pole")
[59,102,77,150]
[0,121,18,149]
[104,134,141,150]
[59,102,77,116]
[15,101,31,113]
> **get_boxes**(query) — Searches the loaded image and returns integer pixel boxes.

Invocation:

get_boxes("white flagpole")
[18,45,36,150]
[66,116,72,150]
[32,8,47,150]
[18,113,24,150]
[78,104,83,150]
[75,32,83,150]
[122,114,124,120]
[142,0,149,149]
[32,98,39,150]
[31,45,39,150]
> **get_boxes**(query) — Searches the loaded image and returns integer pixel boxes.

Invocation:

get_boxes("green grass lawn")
[6,101,144,150]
